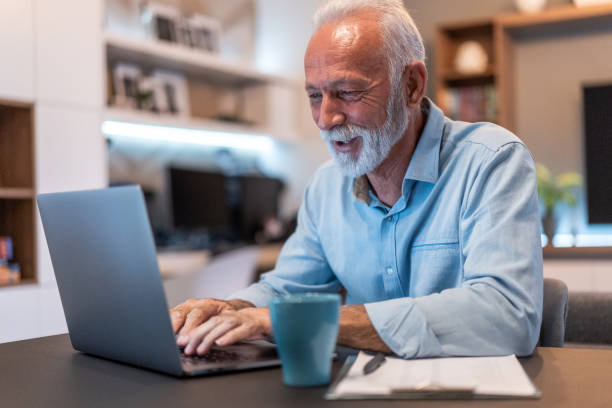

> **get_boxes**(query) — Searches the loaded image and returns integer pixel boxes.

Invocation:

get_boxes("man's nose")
[317,95,345,130]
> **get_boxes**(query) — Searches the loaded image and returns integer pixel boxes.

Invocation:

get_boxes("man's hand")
[179,307,272,355]
[170,298,270,355]
[170,298,255,336]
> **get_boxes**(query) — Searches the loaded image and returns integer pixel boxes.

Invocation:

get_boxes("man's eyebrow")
[305,78,369,91]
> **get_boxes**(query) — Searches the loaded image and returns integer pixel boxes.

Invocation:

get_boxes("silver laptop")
[37,185,280,377]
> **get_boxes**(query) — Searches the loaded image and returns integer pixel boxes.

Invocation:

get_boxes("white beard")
[320,86,409,178]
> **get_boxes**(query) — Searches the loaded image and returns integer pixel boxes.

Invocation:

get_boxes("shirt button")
[387,216,393,222]
[386,267,394,275]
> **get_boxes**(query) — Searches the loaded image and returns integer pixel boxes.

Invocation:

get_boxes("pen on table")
[363,352,386,375]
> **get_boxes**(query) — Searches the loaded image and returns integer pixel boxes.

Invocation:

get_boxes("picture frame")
[141,2,181,43]
[112,62,142,109]
[151,69,190,117]
[179,14,221,53]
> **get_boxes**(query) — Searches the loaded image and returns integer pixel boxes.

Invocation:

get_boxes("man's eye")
[338,90,362,100]
[308,92,322,101]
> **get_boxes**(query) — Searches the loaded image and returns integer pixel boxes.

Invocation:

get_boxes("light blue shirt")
[230,99,543,358]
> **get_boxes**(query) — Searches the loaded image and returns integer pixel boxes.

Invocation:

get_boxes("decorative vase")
[515,0,547,13]
[542,211,557,246]
[454,41,488,75]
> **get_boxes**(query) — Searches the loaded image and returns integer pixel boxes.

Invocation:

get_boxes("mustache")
[320,124,369,143]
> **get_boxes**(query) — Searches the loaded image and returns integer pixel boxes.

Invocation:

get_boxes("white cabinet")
[35,0,103,107]
[0,0,34,102]
[0,286,42,343]
[0,282,66,343]
[39,284,67,336]
[36,104,108,287]
[37,217,55,285]
[0,1,106,344]
[36,104,107,194]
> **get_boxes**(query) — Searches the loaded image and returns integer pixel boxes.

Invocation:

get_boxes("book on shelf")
[442,85,497,123]
[0,236,20,285]
[0,262,20,285]
[0,236,13,261]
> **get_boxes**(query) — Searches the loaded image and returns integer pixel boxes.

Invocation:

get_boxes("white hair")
[313,0,425,84]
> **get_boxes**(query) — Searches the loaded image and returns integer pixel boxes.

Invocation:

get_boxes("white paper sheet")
[330,352,538,398]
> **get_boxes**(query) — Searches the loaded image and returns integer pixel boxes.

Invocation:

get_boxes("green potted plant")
[535,163,582,246]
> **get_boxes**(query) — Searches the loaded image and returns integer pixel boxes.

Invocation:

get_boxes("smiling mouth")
[333,137,361,153]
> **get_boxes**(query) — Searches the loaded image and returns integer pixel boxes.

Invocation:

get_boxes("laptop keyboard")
[180,348,242,365]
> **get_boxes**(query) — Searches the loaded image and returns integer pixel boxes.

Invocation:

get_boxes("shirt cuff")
[226,282,279,308]
[365,297,444,358]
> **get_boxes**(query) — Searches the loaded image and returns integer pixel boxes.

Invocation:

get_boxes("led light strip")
[102,120,275,152]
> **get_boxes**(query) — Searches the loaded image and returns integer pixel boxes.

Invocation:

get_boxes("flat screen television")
[168,167,231,232]
[167,167,284,242]
[583,83,612,224]
[239,175,284,242]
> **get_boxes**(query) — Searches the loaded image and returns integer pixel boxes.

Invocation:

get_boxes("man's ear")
[403,61,427,108]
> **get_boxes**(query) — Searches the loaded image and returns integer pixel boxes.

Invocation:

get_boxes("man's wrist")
[226,299,256,310]
[236,306,274,339]
[337,304,392,353]
[255,307,273,338]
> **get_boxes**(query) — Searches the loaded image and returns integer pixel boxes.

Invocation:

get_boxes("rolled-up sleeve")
[365,142,543,358]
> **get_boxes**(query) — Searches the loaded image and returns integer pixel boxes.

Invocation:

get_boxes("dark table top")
[2,334,612,408]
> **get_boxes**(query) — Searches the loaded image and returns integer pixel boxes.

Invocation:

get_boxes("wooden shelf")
[543,246,612,259]
[0,103,36,288]
[104,32,283,87]
[496,3,612,29]
[436,4,612,131]
[435,18,497,122]
[0,188,34,199]
[0,279,37,289]
[438,19,494,37]
[0,98,34,109]
[440,67,496,85]
[0,105,34,189]
[496,4,612,130]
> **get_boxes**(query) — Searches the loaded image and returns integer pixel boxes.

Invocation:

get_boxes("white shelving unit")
[104,32,284,87]
[0,0,107,344]
[102,107,281,153]
[104,107,272,137]
[104,31,299,143]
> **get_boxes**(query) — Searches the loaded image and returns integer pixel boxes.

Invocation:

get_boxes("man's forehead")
[329,22,361,49]
[305,13,386,72]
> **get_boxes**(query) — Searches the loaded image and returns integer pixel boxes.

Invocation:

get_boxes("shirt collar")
[352,97,445,204]
[403,97,444,184]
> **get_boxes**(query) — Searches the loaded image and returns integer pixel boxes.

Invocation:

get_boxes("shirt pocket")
[409,239,461,297]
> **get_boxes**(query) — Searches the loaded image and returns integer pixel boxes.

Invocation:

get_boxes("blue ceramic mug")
[269,293,341,386]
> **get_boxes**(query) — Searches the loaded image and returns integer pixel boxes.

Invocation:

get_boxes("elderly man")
[171,0,543,359]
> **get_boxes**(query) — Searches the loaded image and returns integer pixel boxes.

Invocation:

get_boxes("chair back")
[539,278,569,347]
[565,292,612,345]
